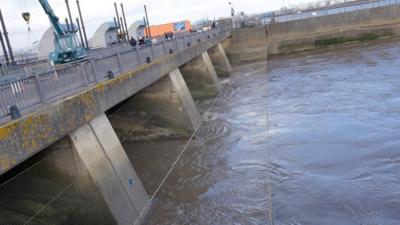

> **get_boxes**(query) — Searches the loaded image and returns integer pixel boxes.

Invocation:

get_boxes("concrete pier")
[109,69,201,142]
[70,113,149,225]
[207,43,232,77]
[180,52,221,99]
[223,27,268,64]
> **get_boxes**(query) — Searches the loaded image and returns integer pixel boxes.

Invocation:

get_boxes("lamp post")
[144,5,152,39]
[229,2,235,28]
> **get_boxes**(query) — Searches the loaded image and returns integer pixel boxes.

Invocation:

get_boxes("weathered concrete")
[0,31,230,175]
[207,43,232,77]
[268,4,400,55]
[223,26,268,64]
[70,113,149,225]
[109,69,201,142]
[179,52,221,99]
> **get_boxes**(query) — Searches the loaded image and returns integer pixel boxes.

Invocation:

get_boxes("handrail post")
[174,38,179,50]
[79,62,89,86]
[116,53,122,72]
[134,47,140,65]
[150,45,155,59]
[90,59,98,82]
[162,41,166,55]
[34,75,46,104]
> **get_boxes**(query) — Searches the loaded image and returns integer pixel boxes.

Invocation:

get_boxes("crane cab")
[38,0,87,65]
[50,32,86,64]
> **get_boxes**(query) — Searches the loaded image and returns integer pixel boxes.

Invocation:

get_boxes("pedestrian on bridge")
[130,37,137,48]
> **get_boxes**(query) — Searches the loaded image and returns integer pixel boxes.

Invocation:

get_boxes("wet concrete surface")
[128,39,400,225]
[0,139,117,225]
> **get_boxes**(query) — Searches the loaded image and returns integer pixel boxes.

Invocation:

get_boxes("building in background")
[145,20,192,37]
[90,22,119,49]
[127,20,146,39]
[192,19,211,31]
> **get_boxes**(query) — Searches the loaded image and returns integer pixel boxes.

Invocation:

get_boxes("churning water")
[2,39,400,225]
[139,39,400,225]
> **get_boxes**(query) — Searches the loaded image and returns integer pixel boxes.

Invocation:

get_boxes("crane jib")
[38,0,87,64]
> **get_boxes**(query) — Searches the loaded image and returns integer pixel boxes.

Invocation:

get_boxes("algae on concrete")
[314,32,394,47]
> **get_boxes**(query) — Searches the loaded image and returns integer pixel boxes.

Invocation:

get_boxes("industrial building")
[145,20,192,37]
[90,21,119,48]
[127,20,146,39]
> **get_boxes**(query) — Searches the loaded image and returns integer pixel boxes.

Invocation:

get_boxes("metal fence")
[234,0,400,28]
[274,0,400,23]
[0,27,231,122]
[0,60,51,79]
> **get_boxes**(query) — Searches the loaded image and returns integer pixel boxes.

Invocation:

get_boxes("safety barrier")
[0,27,231,121]
[275,0,400,23]
[234,0,400,28]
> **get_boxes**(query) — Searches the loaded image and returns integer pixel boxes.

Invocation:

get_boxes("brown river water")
[139,39,400,225]
[1,39,400,225]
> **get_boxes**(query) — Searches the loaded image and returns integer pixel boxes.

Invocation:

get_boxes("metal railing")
[274,0,400,23]
[0,27,231,122]
[0,60,51,79]
[234,0,400,28]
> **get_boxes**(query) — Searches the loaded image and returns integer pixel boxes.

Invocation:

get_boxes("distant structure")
[283,0,362,13]
[90,22,119,48]
[145,20,192,37]
[127,20,146,39]
[128,20,193,39]
[192,19,211,31]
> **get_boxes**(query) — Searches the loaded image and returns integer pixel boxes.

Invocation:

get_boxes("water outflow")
[139,39,400,225]
[2,38,400,225]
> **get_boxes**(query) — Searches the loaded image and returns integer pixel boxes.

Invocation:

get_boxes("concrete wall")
[223,26,268,65]
[268,4,400,55]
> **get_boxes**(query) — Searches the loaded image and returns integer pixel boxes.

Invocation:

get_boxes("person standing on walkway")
[129,37,137,48]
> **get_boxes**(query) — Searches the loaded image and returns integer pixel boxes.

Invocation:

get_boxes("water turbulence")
[2,38,400,225]
[140,39,400,225]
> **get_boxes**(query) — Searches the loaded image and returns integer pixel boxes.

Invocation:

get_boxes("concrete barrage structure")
[5,2,399,222]
[0,25,233,224]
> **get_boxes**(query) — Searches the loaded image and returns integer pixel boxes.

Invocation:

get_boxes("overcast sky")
[0,0,311,50]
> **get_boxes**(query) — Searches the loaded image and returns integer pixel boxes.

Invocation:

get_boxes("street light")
[229,2,235,17]
[229,2,235,28]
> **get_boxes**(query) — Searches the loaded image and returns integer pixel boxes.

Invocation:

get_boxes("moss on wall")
[277,32,395,55]
[314,32,394,47]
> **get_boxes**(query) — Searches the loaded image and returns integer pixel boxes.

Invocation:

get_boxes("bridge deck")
[0,28,231,175]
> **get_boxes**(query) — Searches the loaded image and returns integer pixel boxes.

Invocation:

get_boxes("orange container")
[145,20,192,37]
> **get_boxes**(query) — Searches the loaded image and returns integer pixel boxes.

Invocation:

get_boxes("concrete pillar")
[179,52,221,99]
[207,43,233,77]
[109,68,201,142]
[69,113,149,225]
[169,68,202,128]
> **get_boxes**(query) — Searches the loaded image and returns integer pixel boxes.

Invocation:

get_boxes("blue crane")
[38,0,86,64]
